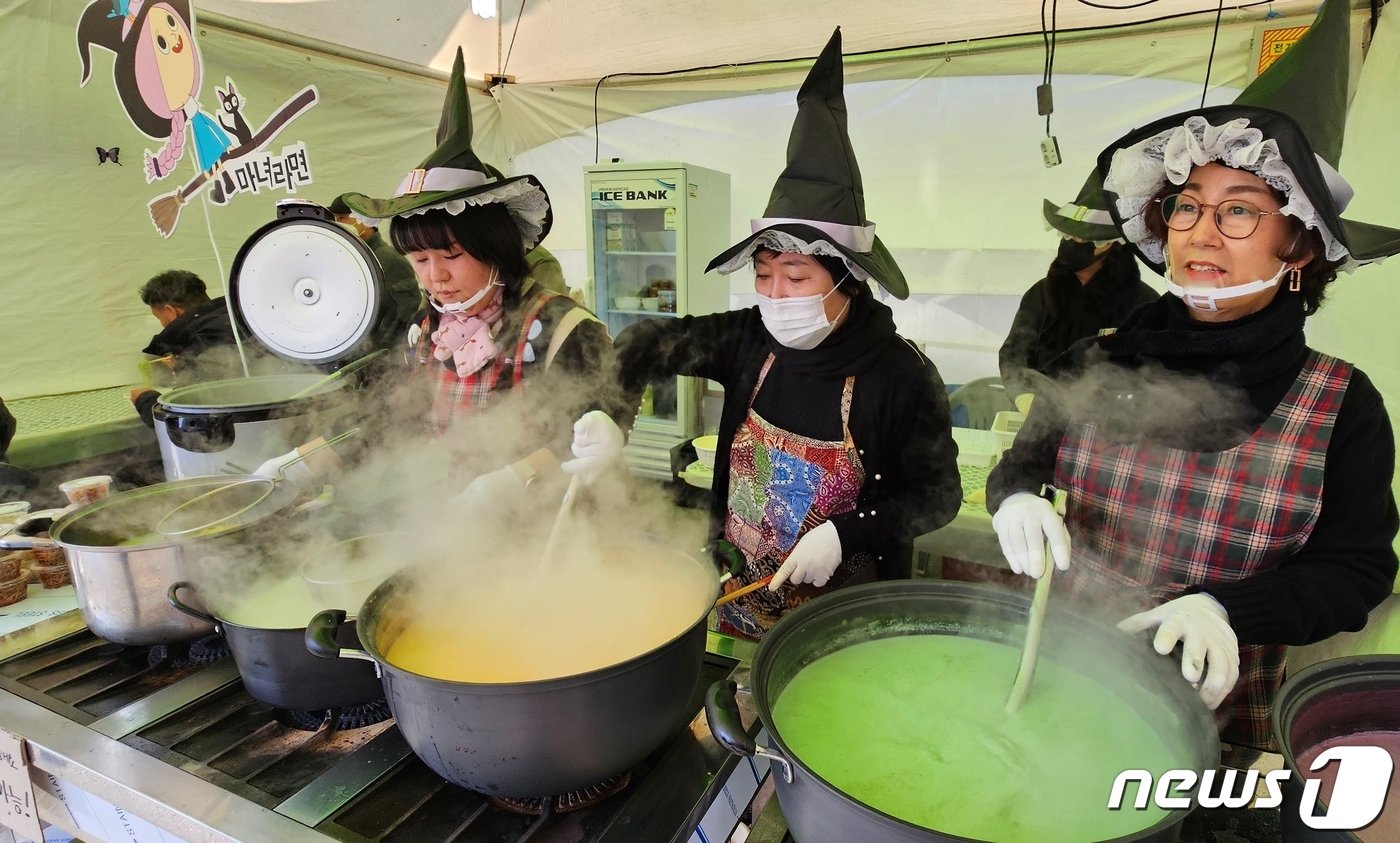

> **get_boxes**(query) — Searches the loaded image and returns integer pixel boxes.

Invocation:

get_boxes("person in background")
[609,30,961,640]
[998,170,1158,406]
[0,398,14,461]
[129,270,238,427]
[263,49,623,507]
[327,195,424,352]
[985,0,1399,762]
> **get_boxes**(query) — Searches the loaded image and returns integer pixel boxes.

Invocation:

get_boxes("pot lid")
[157,373,346,414]
[230,200,384,366]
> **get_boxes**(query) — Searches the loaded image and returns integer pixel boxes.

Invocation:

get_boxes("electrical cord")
[1200,0,1226,107]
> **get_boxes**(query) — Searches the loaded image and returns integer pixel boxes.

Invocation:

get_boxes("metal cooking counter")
[0,620,763,843]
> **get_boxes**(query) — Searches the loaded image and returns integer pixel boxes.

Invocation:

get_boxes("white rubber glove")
[769,521,843,590]
[252,449,316,488]
[451,465,526,518]
[559,411,626,484]
[991,491,1071,579]
[1118,593,1240,710]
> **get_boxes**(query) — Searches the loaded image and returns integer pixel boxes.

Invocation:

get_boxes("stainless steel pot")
[306,548,719,797]
[169,582,383,711]
[706,581,1220,843]
[0,477,302,645]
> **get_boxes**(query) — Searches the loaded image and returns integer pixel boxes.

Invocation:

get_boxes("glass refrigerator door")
[590,178,682,430]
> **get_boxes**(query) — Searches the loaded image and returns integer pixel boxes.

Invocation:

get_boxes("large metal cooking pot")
[706,581,1219,843]
[0,476,302,645]
[154,373,354,481]
[1272,656,1400,842]
[169,582,382,711]
[306,548,719,797]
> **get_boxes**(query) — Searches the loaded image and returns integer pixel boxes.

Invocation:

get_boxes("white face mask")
[757,274,851,350]
[1164,261,1289,313]
[429,267,501,314]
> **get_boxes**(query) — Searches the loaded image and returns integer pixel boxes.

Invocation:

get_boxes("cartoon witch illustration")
[77,0,232,184]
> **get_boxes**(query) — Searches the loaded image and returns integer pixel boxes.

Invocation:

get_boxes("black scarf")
[1051,293,1309,448]
[768,292,899,378]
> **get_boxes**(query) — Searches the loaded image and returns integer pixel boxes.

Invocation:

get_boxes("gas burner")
[487,771,633,816]
[273,698,394,732]
[145,634,231,669]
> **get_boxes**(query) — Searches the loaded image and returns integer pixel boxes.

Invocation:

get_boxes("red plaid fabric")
[1052,351,1352,750]
[412,291,558,435]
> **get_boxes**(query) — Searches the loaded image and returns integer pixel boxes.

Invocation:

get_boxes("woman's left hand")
[1118,594,1240,710]
[769,522,843,590]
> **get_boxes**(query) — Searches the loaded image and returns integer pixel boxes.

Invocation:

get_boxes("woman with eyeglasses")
[985,1,1399,761]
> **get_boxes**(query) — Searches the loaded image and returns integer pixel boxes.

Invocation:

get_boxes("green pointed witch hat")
[1096,0,1400,273]
[1043,169,1121,242]
[706,28,908,299]
[340,48,552,250]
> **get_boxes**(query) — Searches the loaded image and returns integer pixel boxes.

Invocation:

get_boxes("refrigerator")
[584,162,731,480]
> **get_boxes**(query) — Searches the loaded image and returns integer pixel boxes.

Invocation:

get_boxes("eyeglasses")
[1155,193,1283,240]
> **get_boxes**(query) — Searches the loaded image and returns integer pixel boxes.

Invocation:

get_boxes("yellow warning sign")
[1256,24,1311,76]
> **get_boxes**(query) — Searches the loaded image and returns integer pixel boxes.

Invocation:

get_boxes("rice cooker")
[153,200,385,480]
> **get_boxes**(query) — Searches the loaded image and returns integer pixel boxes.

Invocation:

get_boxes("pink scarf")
[430,289,506,378]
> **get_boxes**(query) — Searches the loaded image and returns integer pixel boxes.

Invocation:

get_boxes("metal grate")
[0,631,216,720]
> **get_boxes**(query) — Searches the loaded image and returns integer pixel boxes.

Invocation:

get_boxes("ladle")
[1005,486,1066,714]
[156,429,359,538]
[285,349,388,401]
[539,474,583,566]
[713,574,775,609]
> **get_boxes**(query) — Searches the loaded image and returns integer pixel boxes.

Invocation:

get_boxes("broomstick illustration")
[147,86,319,237]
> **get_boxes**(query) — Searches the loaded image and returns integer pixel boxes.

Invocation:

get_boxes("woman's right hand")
[991,491,1071,578]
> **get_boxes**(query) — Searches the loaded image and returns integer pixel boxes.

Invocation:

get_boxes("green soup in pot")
[771,635,1185,842]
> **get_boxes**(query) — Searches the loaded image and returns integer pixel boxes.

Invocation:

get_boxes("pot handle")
[705,679,793,783]
[167,582,219,627]
[306,609,378,665]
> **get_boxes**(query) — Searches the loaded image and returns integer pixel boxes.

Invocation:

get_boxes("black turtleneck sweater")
[614,296,962,578]
[999,245,1159,398]
[988,292,1398,646]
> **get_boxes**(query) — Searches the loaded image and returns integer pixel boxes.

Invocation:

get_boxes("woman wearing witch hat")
[987,0,1399,758]
[327,49,624,511]
[999,170,1158,403]
[608,29,962,640]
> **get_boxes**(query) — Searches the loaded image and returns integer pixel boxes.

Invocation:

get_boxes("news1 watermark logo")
[1108,746,1394,830]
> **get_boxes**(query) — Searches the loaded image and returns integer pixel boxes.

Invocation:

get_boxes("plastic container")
[692,435,720,469]
[614,296,642,311]
[60,475,112,506]
[640,297,660,312]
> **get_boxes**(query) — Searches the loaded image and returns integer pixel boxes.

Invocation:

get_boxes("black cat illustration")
[216,80,254,146]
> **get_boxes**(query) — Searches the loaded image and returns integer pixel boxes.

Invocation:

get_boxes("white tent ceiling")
[202,0,1340,85]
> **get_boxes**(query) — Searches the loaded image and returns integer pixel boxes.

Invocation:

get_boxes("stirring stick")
[714,574,775,608]
[1005,487,1067,714]
[540,474,582,566]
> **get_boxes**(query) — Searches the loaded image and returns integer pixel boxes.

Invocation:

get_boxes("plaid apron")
[413,291,558,434]
[1053,350,1351,750]
[717,354,870,639]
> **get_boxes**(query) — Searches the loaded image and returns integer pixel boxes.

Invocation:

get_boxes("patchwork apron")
[717,354,871,639]
[1053,351,1351,750]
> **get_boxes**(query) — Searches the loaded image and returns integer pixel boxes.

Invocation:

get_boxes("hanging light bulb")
[471,0,497,19]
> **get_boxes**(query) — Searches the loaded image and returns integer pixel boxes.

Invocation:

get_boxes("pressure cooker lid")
[230,200,383,366]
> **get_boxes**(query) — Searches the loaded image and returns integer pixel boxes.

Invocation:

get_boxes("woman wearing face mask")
[263,50,623,507]
[986,0,1399,761]
[610,30,962,640]
[998,170,1159,403]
